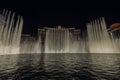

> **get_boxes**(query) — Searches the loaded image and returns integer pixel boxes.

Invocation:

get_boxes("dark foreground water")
[0,54,120,80]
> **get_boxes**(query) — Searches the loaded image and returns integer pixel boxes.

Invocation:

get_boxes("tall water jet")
[43,26,85,53]
[44,26,71,53]
[33,33,41,53]
[87,17,118,53]
[0,10,23,55]
[69,29,87,53]
[108,23,120,52]
[20,34,41,53]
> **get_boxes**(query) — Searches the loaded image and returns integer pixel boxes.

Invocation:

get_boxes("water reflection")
[87,54,120,80]
[0,54,18,79]
[12,53,46,80]
[0,55,18,70]
[0,54,120,80]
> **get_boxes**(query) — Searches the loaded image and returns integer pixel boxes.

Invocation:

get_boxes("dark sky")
[0,0,120,34]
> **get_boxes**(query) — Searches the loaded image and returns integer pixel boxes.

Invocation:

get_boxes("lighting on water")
[0,10,23,54]
[0,10,120,54]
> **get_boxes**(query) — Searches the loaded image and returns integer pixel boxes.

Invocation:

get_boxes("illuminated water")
[44,18,120,53]
[45,28,86,53]
[20,35,41,53]
[87,18,120,53]
[0,10,120,80]
[0,10,120,53]
[0,10,23,54]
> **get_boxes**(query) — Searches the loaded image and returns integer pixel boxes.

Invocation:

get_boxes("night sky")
[0,0,120,34]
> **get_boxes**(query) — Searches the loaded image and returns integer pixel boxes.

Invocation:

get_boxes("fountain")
[45,26,70,53]
[0,10,120,54]
[87,17,120,53]
[20,34,41,53]
[0,10,23,55]
[44,26,86,53]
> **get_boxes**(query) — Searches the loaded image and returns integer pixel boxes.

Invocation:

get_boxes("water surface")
[0,54,120,80]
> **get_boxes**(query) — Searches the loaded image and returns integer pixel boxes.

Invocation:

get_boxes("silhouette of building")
[37,25,81,51]
[38,25,80,41]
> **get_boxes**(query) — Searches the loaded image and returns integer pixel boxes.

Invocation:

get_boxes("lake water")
[0,54,120,80]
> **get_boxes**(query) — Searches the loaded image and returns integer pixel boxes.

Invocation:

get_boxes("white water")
[20,35,41,53]
[0,10,120,54]
[45,28,70,53]
[44,26,87,53]
[0,10,23,54]
[87,17,120,53]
